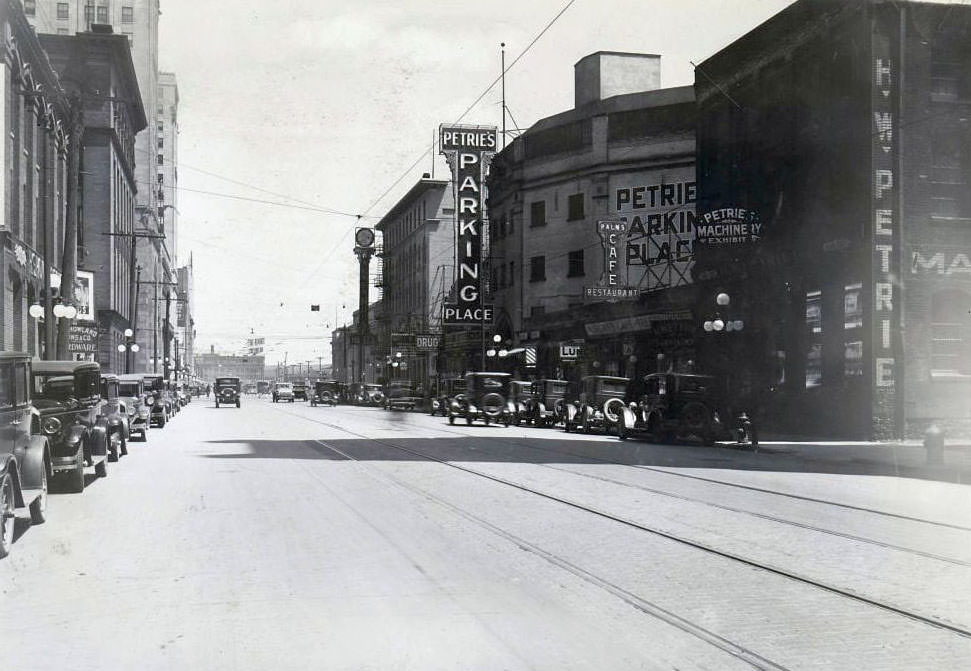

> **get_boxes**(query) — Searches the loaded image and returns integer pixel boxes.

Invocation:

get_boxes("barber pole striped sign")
[525,346,536,367]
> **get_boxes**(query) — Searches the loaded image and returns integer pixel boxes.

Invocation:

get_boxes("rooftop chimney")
[574,52,661,108]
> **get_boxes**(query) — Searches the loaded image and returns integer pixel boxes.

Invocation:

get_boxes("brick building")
[0,0,71,357]
[375,177,454,387]
[694,0,971,438]
[41,28,145,373]
[487,52,697,384]
[194,350,266,386]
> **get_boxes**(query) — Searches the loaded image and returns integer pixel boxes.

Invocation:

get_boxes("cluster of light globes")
[28,303,77,319]
[702,292,743,332]
[116,328,140,353]
[487,334,508,358]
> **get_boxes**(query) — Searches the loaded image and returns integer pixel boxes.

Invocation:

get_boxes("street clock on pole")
[354,227,375,249]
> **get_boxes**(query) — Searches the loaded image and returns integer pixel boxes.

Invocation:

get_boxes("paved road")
[2,398,970,670]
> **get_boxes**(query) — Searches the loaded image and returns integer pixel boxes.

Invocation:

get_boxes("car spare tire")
[482,393,504,417]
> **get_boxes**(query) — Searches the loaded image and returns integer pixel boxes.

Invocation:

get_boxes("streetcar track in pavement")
[306,436,791,671]
[269,402,971,640]
[277,403,971,565]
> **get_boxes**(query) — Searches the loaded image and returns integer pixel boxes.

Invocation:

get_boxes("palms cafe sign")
[440,124,497,325]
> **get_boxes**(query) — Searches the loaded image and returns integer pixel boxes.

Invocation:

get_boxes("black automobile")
[143,374,171,427]
[564,375,629,434]
[293,383,309,401]
[384,382,420,411]
[431,377,464,417]
[0,353,50,558]
[617,373,754,446]
[215,377,241,408]
[99,374,130,461]
[118,374,151,441]
[527,379,570,427]
[355,383,384,407]
[448,372,510,426]
[502,381,533,426]
[310,380,340,407]
[32,361,109,493]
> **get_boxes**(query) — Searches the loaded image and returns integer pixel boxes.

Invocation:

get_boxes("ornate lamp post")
[116,328,140,373]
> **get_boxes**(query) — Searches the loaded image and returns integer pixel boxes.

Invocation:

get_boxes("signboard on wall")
[415,334,441,351]
[694,208,763,245]
[612,169,697,293]
[584,219,639,300]
[67,324,98,356]
[439,124,497,326]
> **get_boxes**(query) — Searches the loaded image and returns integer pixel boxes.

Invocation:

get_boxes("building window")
[24,0,36,16]
[805,290,822,388]
[122,6,134,23]
[530,200,546,227]
[931,288,971,378]
[156,153,163,165]
[567,193,585,221]
[157,138,163,149]
[83,3,93,22]
[567,249,585,277]
[843,282,864,378]
[530,255,546,282]
[96,5,108,23]
[56,2,69,19]
[930,127,970,219]
[57,28,69,35]
[530,305,546,318]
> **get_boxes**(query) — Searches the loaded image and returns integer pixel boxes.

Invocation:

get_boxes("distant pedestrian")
[206,384,211,399]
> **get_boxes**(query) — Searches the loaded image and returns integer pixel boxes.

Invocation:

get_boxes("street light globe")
[716,292,731,306]
[395,351,402,358]
[64,305,78,319]
[131,343,140,352]
[486,348,497,357]
[124,328,134,338]
[117,344,127,353]
[713,319,725,331]
[52,304,65,318]
[28,304,44,319]
[492,334,502,344]
[498,349,508,358]
[703,320,714,332]
[733,320,744,331]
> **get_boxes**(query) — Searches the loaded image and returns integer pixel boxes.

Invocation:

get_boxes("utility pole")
[56,94,83,359]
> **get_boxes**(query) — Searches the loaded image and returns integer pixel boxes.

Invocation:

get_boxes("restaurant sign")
[585,219,638,300]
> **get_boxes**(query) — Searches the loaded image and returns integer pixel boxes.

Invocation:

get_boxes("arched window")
[931,288,971,378]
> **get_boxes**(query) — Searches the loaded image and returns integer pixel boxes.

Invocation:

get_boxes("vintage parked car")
[355,383,385,406]
[143,374,172,427]
[272,382,295,403]
[118,374,151,441]
[384,382,420,411]
[215,377,242,408]
[527,379,570,427]
[565,376,630,434]
[293,383,309,401]
[448,372,510,426]
[617,373,754,446]
[99,374,130,461]
[165,382,181,414]
[431,378,465,417]
[33,360,110,492]
[503,380,533,425]
[310,380,340,407]
[0,353,50,558]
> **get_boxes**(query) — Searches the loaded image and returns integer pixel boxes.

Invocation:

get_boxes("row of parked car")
[0,353,191,559]
[432,372,756,446]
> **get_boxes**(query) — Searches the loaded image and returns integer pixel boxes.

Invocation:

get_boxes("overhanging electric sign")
[440,124,497,326]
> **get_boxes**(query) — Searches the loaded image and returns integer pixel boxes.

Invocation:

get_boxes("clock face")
[355,228,375,247]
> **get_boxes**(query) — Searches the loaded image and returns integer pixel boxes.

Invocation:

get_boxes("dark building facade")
[694,0,971,439]
[41,28,146,373]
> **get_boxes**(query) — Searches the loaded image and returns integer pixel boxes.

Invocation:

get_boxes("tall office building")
[157,71,178,264]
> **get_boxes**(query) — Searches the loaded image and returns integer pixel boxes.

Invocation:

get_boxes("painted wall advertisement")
[67,324,98,359]
[611,167,697,293]
[439,124,497,326]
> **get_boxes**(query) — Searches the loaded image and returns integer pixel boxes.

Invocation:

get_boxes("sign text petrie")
[439,124,497,326]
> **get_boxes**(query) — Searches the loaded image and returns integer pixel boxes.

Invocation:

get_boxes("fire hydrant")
[924,425,945,466]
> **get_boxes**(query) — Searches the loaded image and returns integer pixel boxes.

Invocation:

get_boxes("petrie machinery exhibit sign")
[612,167,697,292]
[439,124,496,326]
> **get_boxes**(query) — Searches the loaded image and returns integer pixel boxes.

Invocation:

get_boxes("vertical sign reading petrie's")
[439,124,496,326]
[871,19,898,438]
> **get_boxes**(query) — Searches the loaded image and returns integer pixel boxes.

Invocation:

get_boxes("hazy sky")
[158,0,798,366]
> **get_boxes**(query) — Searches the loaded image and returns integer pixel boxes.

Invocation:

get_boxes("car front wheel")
[0,472,17,558]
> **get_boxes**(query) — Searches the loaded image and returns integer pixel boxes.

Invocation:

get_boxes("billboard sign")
[67,324,98,355]
[695,207,763,245]
[439,124,497,326]
[613,170,697,292]
[585,219,639,300]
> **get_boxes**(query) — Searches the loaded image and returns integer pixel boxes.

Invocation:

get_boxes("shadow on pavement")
[199,435,971,483]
